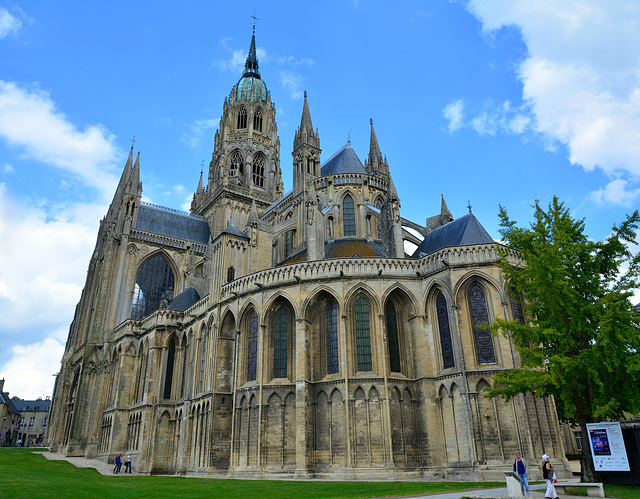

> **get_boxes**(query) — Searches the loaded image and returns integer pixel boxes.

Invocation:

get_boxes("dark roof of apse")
[0,391,20,415]
[221,224,250,239]
[411,212,494,257]
[167,286,201,311]
[135,203,210,245]
[321,142,367,176]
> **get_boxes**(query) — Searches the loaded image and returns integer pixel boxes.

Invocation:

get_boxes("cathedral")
[47,30,569,479]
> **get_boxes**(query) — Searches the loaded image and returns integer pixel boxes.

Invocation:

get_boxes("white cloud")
[588,178,640,206]
[3,163,14,173]
[180,118,219,148]
[0,7,24,38]
[0,338,65,399]
[443,99,465,132]
[464,0,640,179]
[280,71,304,100]
[0,81,121,200]
[443,98,531,136]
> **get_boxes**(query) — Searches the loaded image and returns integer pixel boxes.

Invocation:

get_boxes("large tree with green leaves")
[487,197,640,482]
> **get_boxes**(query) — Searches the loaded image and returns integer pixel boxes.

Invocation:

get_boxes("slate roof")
[321,142,367,176]
[167,286,201,311]
[0,391,21,415]
[221,224,250,239]
[412,212,494,258]
[135,203,210,245]
[18,400,51,412]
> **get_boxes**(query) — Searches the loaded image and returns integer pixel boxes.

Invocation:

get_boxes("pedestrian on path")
[113,454,122,474]
[513,451,531,498]
[125,453,132,473]
[542,454,557,499]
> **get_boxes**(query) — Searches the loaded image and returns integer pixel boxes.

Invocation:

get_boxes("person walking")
[542,454,557,499]
[113,453,122,474]
[125,453,132,473]
[513,452,531,498]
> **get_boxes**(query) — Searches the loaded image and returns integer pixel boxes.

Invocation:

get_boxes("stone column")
[295,318,311,476]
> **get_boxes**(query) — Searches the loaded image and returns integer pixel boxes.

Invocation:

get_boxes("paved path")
[43,451,135,476]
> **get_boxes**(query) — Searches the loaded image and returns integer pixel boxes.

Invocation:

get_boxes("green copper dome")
[232,28,268,103]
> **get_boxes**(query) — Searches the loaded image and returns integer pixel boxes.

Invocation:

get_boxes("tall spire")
[299,91,313,135]
[367,119,383,174]
[441,194,452,219]
[243,24,261,79]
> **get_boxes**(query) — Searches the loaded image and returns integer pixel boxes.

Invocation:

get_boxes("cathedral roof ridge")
[139,201,206,220]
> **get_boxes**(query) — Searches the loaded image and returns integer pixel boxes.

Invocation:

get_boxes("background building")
[0,379,21,446]
[16,398,51,447]
[48,30,569,479]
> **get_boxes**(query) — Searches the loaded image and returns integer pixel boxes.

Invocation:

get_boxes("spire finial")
[200,161,205,175]
[304,90,307,99]
[467,200,472,213]
[370,118,373,126]
[347,129,351,144]
[130,135,137,149]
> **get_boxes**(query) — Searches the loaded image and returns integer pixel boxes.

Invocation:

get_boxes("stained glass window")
[247,310,258,381]
[130,254,175,319]
[509,290,525,325]
[436,292,455,368]
[181,341,188,398]
[343,195,356,237]
[326,298,339,374]
[375,198,382,238]
[469,284,496,364]
[273,306,288,378]
[355,297,372,371]
[386,301,401,373]
[163,338,176,400]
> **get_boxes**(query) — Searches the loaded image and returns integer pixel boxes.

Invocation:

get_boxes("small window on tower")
[227,266,235,282]
[237,107,247,129]
[253,108,263,132]
[252,154,265,187]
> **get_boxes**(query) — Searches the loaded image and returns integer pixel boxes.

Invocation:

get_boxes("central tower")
[192,27,283,238]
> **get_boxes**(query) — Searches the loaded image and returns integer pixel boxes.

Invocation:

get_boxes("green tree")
[487,197,640,482]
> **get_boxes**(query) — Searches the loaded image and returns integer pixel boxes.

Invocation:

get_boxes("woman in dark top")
[542,454,557,499]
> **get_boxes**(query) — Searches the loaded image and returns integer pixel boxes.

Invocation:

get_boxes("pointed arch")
[252,152,265,187]
[436,291,455,369]
[237,106,247,129]
[469,282,496,364]
[230,150,244,177]
[354,296,372,371]
[163,336,177,400]
[342,193,356,236]
[130,252,176,319]
[253,107,263,132]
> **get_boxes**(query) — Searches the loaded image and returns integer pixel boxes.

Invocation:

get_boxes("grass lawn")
[0,449,506,499]
[563,484,639,499]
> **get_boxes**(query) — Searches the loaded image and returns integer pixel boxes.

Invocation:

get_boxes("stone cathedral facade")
[48,30,569,479]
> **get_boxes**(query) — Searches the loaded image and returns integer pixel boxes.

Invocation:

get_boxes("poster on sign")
[585,422,630,472]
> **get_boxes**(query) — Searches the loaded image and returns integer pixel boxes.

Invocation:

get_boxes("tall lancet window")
[230,151,244,176]
[436,292,454,368]
[163,338,176,400]
[130,254,175,320]
[252,154,265,187]
[386,301,401,373]
[469,284,496,364]
[326,298,339,374]
[237,107,247,129]
[247,309,258,381]
[354,297,372,371]
[199,331,207,393]
[375,198,382,238]
[343,194,356,237]
[273,306,289,378]
[253,108,263,132]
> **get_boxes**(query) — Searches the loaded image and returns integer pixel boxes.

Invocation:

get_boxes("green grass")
[559,484,638,499]
[0,449,506,499]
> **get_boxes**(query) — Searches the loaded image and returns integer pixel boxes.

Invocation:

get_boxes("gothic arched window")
[326,298,339,374]
[230,151,244,176]
[199,331,207,392]
[130,253,175,320]
[436,292,455,368]
[355,297,372,371]
[252,154,265,187]
[469,283,496,364]
[386,301,401,373]
[247,309,258,381]
[237,107,247,129]
[180,340,188,398]
[343,194,356,237]
[273,306,289,378]
[163,337,176,400]
[375,198,382,238]
[253,108,263,132]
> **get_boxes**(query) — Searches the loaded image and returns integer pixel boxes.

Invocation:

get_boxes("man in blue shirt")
[513,452,531,497]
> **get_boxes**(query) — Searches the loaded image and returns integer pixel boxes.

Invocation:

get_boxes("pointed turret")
[191,170,206,212]
[243,25,261,79]
[380,175,404,257]
[441,194,452,220]
[367,119,384,175]
[426,194,455,232]
[247,199,258,227]
[293,91,321,196]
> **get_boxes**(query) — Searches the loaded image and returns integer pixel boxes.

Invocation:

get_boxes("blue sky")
[1,1,640,398]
